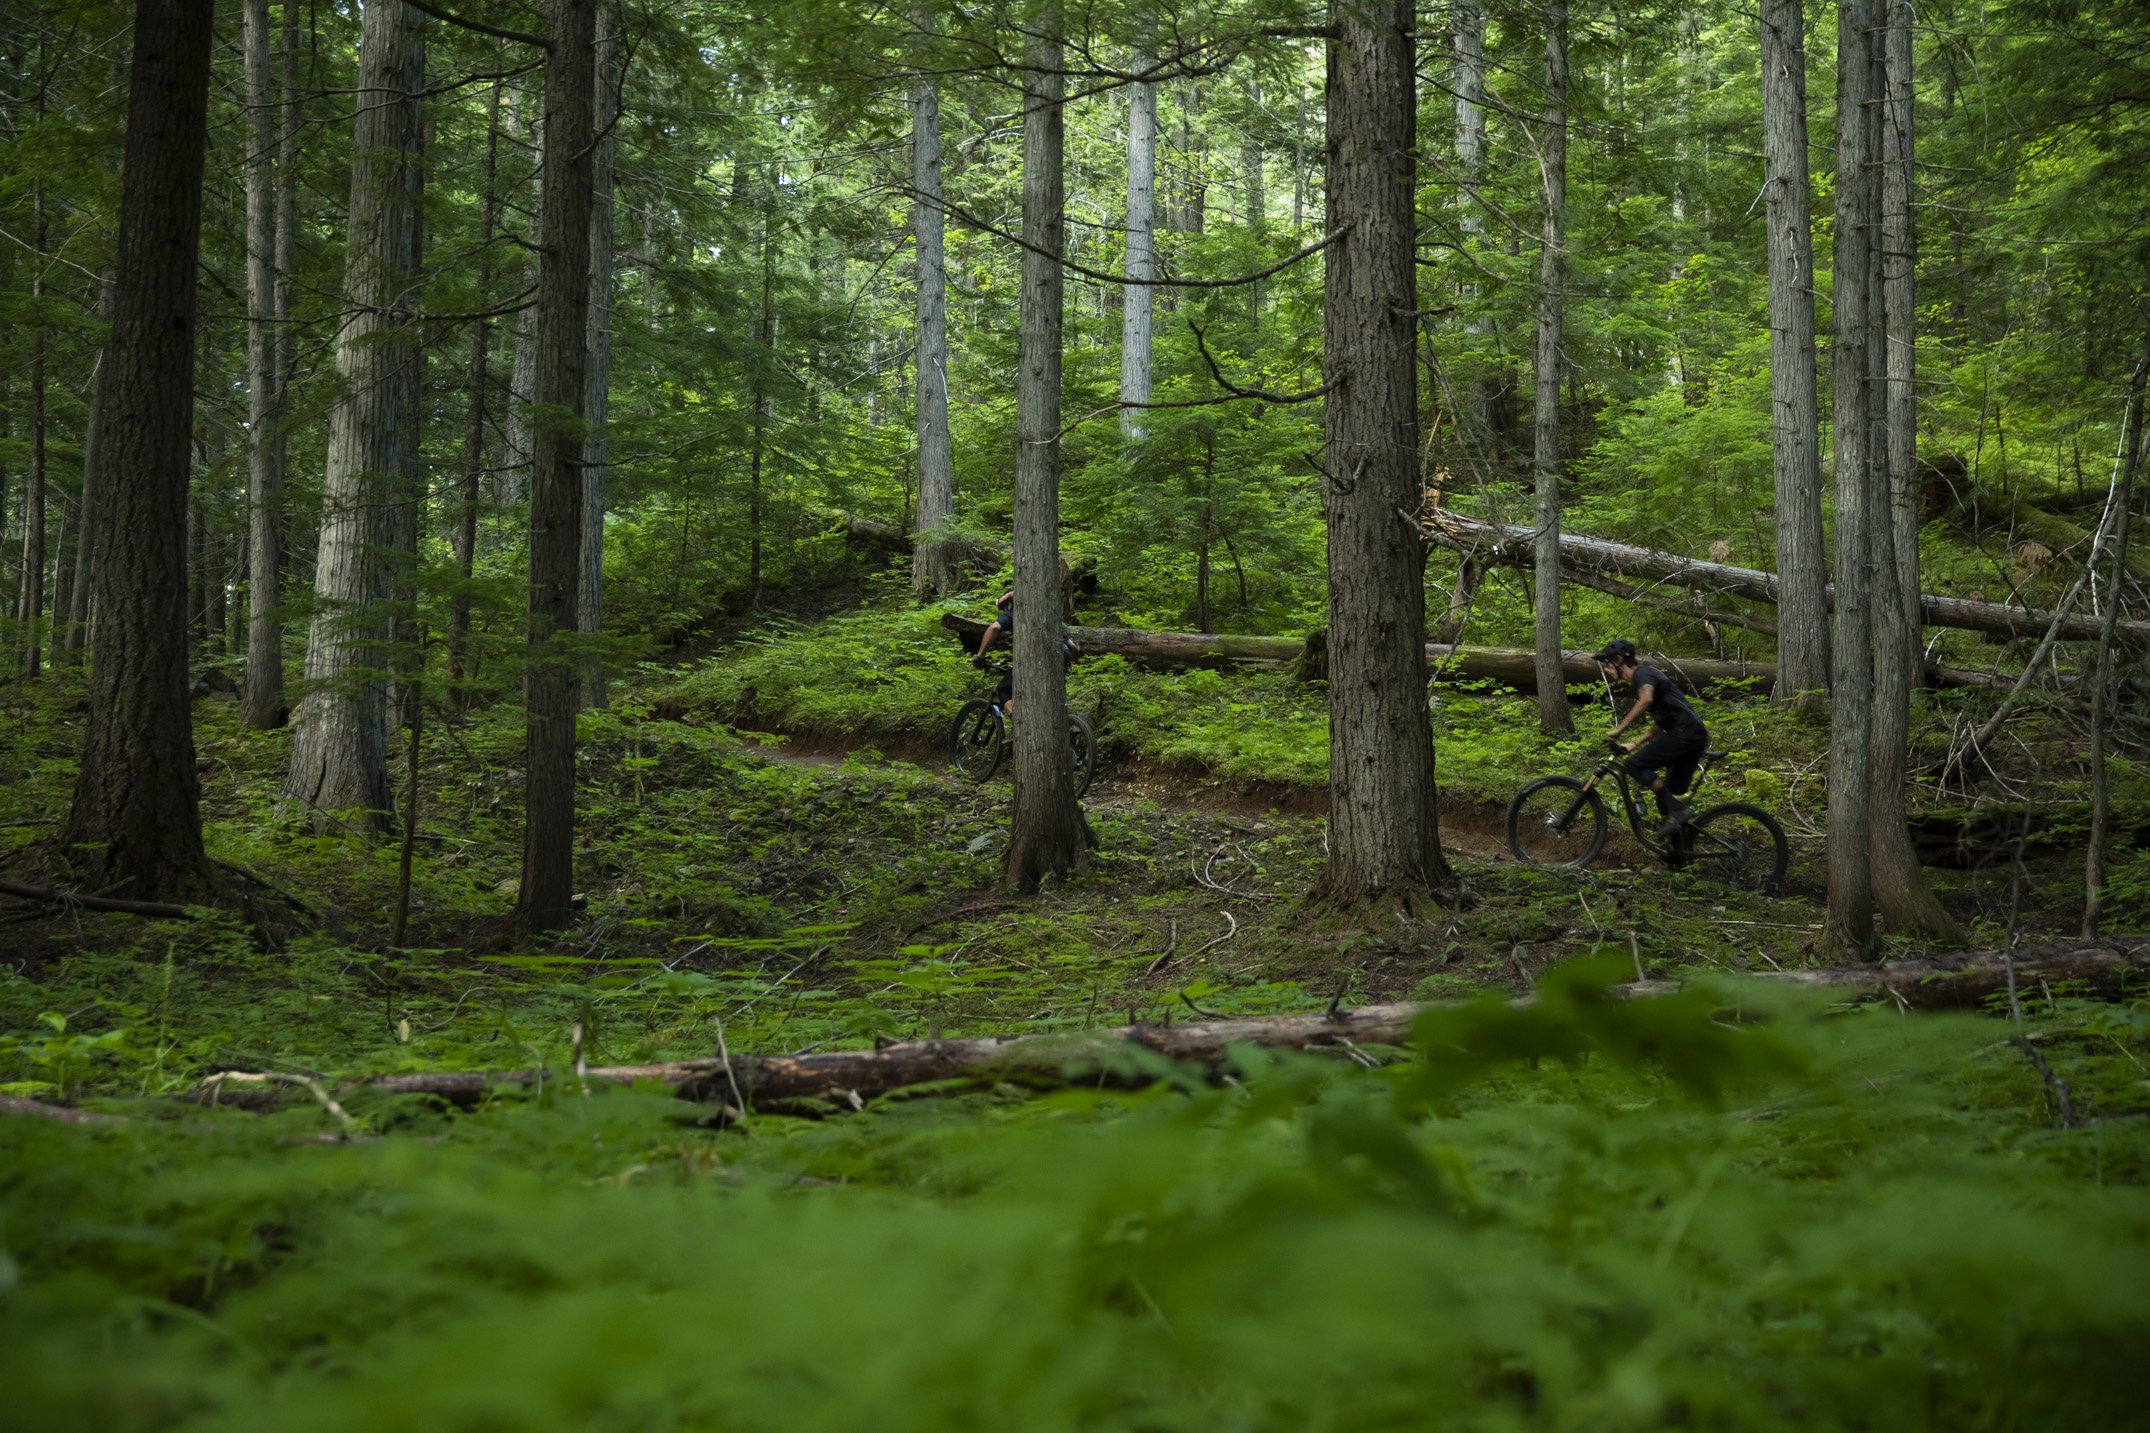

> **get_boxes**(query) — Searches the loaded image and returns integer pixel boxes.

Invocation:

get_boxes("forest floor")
[5,642,2150,1429]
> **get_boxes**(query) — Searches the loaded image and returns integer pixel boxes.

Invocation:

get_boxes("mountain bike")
[1504,741,1789,895]
[948,659,1098,798]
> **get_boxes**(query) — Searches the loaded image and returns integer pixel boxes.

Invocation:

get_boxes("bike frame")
[1563,752,1717,855]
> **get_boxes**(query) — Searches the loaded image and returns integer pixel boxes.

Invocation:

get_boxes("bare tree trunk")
[518,0,598,933]
[383,28,427,737]
[447,82,501,708]
[2085,349,2147,936]
[501,79,540,507]
[239,0,286,727]
[1451,0,1493,459]
[1532,4,1572,735]
[62,274,113,656]
[746,205,774,601]
[1313,0,1455,911]
[577,15,622,710]
[1118,15,1156,441]
[63,0,216,902]
[1004,2,1088,892]
[1760,0,1829,702]
[283,0,423,830]
[1868,0,1957,940]
[908,8,956,596]
[17,172,45,679]
[1822,0,1879,957]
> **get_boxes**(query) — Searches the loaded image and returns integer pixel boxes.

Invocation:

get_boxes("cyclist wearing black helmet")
[1594,638,1710,835]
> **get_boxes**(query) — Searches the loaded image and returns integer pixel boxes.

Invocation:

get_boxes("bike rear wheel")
[1505,776,1609,868]
[949,699,1005,782]
[1068,713,1098,798]
[1682,801,1789,895]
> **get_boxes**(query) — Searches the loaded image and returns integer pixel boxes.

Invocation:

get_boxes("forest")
[1,0,2147,1425]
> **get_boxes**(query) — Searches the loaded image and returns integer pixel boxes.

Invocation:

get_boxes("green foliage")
[4,959,2148,1431]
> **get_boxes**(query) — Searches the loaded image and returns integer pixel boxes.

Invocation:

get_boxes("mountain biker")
[972,589,1017,715]
[1594,638,1709,836]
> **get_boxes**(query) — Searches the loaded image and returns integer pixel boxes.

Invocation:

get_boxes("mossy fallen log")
[1425,508,2150,645]
[185,941,2148,1115]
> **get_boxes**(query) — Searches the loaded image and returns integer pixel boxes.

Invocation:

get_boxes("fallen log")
[194,941,2147,1114]
[940,615,2009,696]
[0,877,196,920]
[1424,509,2150,645]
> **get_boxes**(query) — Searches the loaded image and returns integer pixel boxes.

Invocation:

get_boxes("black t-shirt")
[1630,664,1705,735]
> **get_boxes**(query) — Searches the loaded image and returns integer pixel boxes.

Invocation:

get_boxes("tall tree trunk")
[63,0,216,902]
[18,173,46,680]
[2084,348,2148,937]
[240,0,286,727]
[1451,0,1494,459]
[1821,0,1879,957]
[1118,16,1156,441]
[1531,4,1572,735]
[1241,76,1265,233]
[62,274,114,655]
[1004,1,1087,892]
[909,8,956,596]
[1869,0,1956,940]
[448,81,502,707]
[518,0,599,933]
[383,27,427,737]
[746,204,774,601]
[1313,0,1455,910]
[578,15,622,710]
[1760,0,1829,702]
[283,0,423,830]
[501,79,540,506]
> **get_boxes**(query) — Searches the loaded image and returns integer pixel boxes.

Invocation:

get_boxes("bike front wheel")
[1683,802,1789,895]
[1505,776,1609,868]
[1068,713,1098,798]
[949,699,1006,782]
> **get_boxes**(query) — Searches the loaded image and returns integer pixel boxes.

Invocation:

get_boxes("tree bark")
[2085,350,2148,936]
[17,172,46,679]
[448,81,502,707]
[62,0,217,902]
[501,79,540,506]
[1451,0,1494,460]
[518,0,599,933]
[908,8,957,596]
[1532,4,1572,735]
[62,276,113,656]
[578,15,623,711]
[1759,0,1829,702]
[1868,0,1957,941]
[283,0,423,831]
[1314,0,1455,910]
[1118,15,1157,441]
[1004,3,1088,892]
[239,0,286,728]
[1822,0,1880,956]
[1421,508,2148,643]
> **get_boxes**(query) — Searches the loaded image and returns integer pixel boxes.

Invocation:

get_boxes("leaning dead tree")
[188,942,2148,1115]
[1424,510,2150,645]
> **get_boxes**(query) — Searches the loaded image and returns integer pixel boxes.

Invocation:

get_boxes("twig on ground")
[1142,919,1180,977]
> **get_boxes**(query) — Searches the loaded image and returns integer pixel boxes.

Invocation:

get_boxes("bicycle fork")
[1546,770,1605,834]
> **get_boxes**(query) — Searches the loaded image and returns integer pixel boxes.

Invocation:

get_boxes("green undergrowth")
[656,597,1840,807]
[4,957,2148,1431]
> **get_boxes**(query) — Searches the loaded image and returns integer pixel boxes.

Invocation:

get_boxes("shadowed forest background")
[2,0,2148,1426]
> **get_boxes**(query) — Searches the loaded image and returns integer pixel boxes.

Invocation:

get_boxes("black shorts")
[1625,726,1707,796]
[993,670,1014,706]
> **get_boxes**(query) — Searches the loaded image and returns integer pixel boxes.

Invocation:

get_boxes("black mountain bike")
[1505,741,1789,894]
[949,660,1098,798]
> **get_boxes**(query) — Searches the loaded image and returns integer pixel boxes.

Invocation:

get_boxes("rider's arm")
[1607,683,1654,742]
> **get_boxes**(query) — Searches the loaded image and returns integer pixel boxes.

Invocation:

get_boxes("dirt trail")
[734,729,1536,865]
